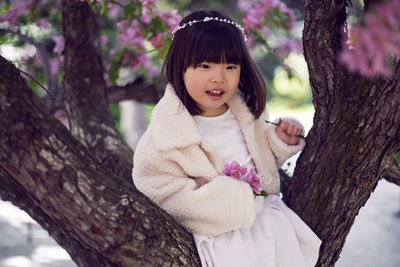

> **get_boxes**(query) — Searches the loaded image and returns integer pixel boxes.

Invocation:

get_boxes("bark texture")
[107,78,162,104]
[62,0,133,183]
[283,1,400,266]
[0,55,200,266]
[383,156,400,186]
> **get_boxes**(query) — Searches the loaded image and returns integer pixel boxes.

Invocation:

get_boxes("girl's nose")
[211,67,225,83]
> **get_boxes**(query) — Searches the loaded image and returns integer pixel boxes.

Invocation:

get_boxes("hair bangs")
[183,22,244,70]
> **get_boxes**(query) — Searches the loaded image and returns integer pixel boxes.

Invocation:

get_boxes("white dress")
[193,109,321,267]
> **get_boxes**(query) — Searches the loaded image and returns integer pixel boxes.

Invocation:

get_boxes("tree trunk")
[283,1,400,266]
[62,0,133,183]
[0,55,200,266]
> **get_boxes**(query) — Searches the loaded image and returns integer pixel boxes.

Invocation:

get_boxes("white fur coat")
[132,84,304,236]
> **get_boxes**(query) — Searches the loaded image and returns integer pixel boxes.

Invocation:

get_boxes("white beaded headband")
[171,16,247,42]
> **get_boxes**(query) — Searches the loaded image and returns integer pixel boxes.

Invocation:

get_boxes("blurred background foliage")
[0,0,376,130]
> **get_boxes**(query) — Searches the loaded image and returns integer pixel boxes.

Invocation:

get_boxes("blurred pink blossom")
[35,18,49,29]
[276,37,302,59]
[53,36,65,55]
[239,0,295,31]
[0,0,31,27]
[130,54,149,71]
[339,0,400,78]
[279,3,295,30]
[141,11,151,24]
[147,65,158,78]
[139,0,157,9]
[107,3,120,19]
[100,35,108,46]
[117,20,145,50]
[160,9,181,28]
[150,32,166,50]
[50,58,60,75]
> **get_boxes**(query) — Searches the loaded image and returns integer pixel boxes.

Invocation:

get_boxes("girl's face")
[183,62,240,117]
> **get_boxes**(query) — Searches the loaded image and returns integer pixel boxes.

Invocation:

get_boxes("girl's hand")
[275,119,303,145]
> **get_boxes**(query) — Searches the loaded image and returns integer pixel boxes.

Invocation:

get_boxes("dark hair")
[163,10,267,119]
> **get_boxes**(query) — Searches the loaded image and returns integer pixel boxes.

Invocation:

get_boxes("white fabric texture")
[193,110,321,267]
[193,108,253,171]
[194,195,321,267]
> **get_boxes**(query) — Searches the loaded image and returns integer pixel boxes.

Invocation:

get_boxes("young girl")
[132,10,321,267]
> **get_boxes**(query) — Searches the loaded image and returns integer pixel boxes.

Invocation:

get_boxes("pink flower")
[150,32,166,50]
[130,53,150,71]
[276,37,302,59]
[35,18,49,29]
[338,0,400,78]
[223,161,247,180]
[50,58,60,75]
[0,0,31,27]
[224,161,267,195]
[247,167,262,195]
[107,3,120,19]
[117,20,145,50]
[160,9,181,28]
[100,36,108,46]
[139,0,157,9]
[53,35,65,55]
[141,10,151,24]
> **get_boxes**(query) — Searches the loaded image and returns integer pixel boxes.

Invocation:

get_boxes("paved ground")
[336,179,400,267]
[0,201,76,267]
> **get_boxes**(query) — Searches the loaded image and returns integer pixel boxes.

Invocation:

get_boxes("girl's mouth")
[206,90,224,97]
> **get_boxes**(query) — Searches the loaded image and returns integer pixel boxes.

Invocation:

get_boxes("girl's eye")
[197,63,210,69]
[227,65,238,70]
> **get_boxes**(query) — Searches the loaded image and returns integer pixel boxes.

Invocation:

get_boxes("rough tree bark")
[62,0,134,183]
[383,156,400,186]
[283,0,400,266]
[1,0,400,267]
[107,78,162,104]
[0,55,200,266]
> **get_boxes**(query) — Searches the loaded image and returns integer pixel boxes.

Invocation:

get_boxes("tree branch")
[383,155,400,186]
[0,54,200,266]
[279,168,292,197]
[107,77,162,104]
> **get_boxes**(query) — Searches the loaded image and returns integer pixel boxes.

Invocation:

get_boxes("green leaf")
[396,152,400,165]
[109,103,122,135]
[123,2,141,20]
[108,49,125,83]
[0,2,12,14]
[100,0,109,15]
[159,37,171,59]
[258,191,269,197]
